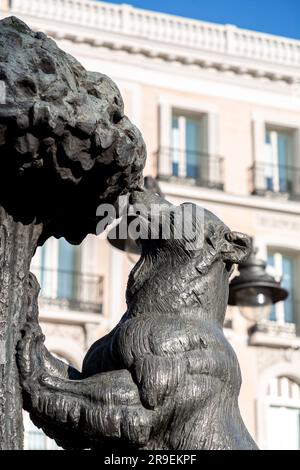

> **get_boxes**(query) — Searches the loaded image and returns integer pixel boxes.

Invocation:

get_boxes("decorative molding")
[39,309,107,326]
[249,331,300,349]
[34,41,300,113]
[255,357,300,449]
[256,348,300,375]
[251,111,300,129]
[3,0,300,85]
[254,214,300,237]
[158,94,218,114]
[158,180,300,216]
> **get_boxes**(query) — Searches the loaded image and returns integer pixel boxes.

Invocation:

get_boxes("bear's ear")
[221,231,251,265]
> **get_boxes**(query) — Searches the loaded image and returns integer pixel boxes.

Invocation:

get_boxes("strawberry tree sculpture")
[0,16,145,449]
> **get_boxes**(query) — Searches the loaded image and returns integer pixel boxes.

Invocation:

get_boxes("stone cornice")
[159,181,300,216]
[1,0,300,85]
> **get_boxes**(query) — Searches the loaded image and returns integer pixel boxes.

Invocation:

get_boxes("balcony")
[249,162,300,200]
[248,320,300,348]
[31,267,104,314]
[157,147,224,190]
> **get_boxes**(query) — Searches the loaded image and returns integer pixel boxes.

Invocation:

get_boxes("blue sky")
[99,0,300,40]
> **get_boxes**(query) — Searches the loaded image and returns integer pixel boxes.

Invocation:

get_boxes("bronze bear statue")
[17,189,258,450]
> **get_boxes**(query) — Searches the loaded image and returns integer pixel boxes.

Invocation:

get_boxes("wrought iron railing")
[251,320,297,337]
[249,162,300,199]
[30,267,104,314]
[250,291,299,337]
[157,147,224,190]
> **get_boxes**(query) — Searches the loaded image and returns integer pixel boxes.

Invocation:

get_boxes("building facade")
[1,0,300,450]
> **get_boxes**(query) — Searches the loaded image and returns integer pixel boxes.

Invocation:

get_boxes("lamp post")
[228,243,288,323]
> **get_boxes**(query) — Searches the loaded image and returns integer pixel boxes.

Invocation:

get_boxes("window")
[171,111,204,180]
[263,126,295,194]
[251,116,300,198]
[33,238,80,303]
[267,250,297,324]
[166,109,223,189]
[31,238,103,313]
[265,376,300,450]
[57,238,77,300]
[158,100,223,189]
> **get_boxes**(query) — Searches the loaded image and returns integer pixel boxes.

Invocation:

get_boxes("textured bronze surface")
[0,16,146,245]
[18,191,258,450]
[0,16,145,449]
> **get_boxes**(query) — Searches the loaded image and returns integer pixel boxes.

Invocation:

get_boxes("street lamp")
[228,243,288,322]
